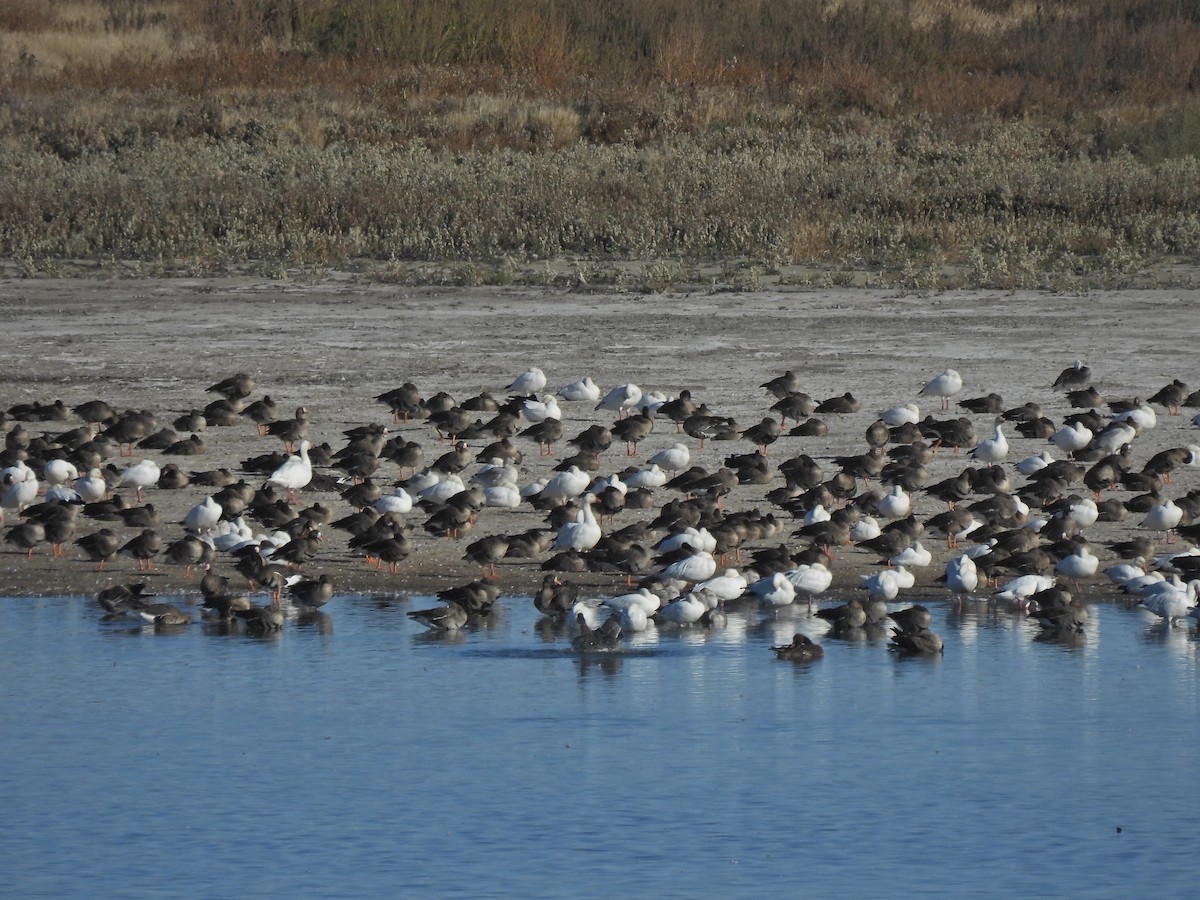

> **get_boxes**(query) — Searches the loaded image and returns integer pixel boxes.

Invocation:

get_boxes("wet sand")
[1,275,1197,602]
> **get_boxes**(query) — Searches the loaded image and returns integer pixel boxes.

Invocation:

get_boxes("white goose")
[553,495,602,552]
[522,395,561,424]
[596,383,643,418]
[785,562,832,609]
[118,458,161,503]
[748,571,797,608]
[1112,403,1156,431]
[507,367,547,394]
[74,467,108,504]
[660,550,717,584]
[657,592,708,625]
[1,461,39,512]
[417,473,465,504]
[624,464,668,489]
[183,496,222,534]
[918,369,963,411]
[1143,498,1183,542]
[879,403,920,426]
[1015,451,1056,476]
[969,420,1009,464]
[860,568,902,602]
[890,541,932,568]
[375,487,414,515]
[557,376,601,402]
[877,485,912,519]
[849,516,882,542]
[1103,557,1146,587]
[540,466,590,505]
[1139,579,1200,626]
[601,587,661,617]
[483,485,522,508]
[802,504,831,526]
[470,459,519,489]
[1055,546,1099,582]
[647,442,690,476]
[266,440,313,502]
[43,458,79,487]
[695,568,748,602]
[993,574,1055,608]
[944,553,979,598]
[1049,421,1093,457]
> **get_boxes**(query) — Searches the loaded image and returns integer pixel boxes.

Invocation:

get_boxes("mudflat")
[1,275,1197,601]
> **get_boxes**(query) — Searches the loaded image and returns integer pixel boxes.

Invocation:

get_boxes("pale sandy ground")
[1,274,1197,605]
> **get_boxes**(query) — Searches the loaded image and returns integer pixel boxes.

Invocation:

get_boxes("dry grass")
[2,1,1199,287]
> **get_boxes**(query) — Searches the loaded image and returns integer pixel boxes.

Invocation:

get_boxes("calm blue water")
[2,590,1198,898]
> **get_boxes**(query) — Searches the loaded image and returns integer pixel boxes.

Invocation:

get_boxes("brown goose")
[288,573,335,610]
[266,407,310,451]
[771,633,824,662]
[119,529,163,571]
[611,409,655,456]
[206,372,256,401]
[241,395,279,433]
[75,528,121,570]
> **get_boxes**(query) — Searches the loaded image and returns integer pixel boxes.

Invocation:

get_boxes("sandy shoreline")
[1,275,1198,605]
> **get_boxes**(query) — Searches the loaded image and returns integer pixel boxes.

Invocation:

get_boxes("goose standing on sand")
[1142,497,1183,543]
[596,383,643,418]
[266,439,313,503]
[919,369,963,411]
[118,459,160,503]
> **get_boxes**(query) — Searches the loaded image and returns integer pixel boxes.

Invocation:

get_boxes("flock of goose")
[3,357,1200,660]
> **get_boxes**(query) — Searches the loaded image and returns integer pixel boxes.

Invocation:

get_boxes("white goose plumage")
[596,383,643,418]
[969,421,1009,464]
[647,442,690,475]
[507,367,547,394]
[558,376,601,402]
[748,571,797,608]
[118,458,161,503]
[918,369,962,410]
[944,553,979,597]
[554,496,602,551]
[266,439,313,501]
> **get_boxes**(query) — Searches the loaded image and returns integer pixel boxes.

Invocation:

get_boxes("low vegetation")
[3,0,1199,288]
